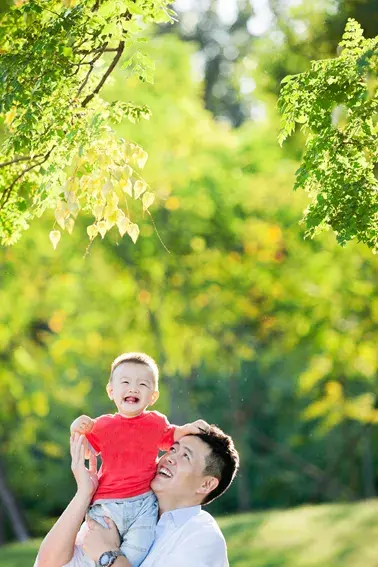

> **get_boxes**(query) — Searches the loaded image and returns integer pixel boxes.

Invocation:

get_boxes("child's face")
[106,361,159,417]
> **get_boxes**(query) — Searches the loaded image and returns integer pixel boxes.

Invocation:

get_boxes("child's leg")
[120,492,158,567]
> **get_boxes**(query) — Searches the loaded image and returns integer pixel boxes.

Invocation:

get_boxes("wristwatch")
[98,550,123,567]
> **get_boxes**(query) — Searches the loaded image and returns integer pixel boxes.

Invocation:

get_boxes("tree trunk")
[0,457,29,542]
[361,426,375,498]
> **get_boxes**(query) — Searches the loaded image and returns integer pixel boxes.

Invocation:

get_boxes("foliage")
[278,19,378,250]
[0,0,173,247]
[3,0,378,544]
[5,499,378,567]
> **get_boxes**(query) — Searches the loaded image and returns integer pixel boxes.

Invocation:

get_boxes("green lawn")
[2,500,378,566]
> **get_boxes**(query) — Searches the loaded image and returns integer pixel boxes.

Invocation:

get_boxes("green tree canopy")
[278,19,378,251]
[0,0,173,247]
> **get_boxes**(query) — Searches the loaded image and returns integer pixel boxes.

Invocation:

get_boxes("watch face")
[99,552,111,566]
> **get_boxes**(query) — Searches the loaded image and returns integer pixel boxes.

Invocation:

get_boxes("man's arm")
[36,434,98,567]
[82,517,132,567]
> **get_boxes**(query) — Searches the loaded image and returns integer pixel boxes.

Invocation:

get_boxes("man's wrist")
[98,549,123,567]
[74,489,93,508]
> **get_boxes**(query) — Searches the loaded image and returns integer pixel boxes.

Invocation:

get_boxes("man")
[36,425,239,567]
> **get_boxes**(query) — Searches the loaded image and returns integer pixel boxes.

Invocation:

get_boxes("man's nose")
[166,454,176,465]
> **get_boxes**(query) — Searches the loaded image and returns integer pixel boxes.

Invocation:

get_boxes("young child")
[70,352,209,567]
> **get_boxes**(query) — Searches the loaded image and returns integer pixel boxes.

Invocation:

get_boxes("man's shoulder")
[186,510,226,541]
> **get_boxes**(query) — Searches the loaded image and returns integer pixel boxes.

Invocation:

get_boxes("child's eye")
[122,380,129,384]
[140,383,147,387]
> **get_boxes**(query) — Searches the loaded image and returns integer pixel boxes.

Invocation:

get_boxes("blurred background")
[2,0,378,565]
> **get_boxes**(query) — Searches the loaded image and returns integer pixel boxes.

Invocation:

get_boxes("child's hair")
[109,352,159,389]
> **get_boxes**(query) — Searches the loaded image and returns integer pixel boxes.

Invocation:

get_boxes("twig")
[0,154,44,169]
[76,47,120,55]
[0,147,54,208]
[81,41,125,107]
[76,43,108,99]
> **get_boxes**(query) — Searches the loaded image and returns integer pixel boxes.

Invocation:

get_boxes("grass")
[2,500,378,566]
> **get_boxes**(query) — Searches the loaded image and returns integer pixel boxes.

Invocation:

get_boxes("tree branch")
[76,43,108,99]
[0,154,44,169]
[0,147,54,208]
[81,41,125,108]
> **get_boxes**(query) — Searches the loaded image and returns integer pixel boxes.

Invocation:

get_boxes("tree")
[0,0,172,247]
[278,19,378,251]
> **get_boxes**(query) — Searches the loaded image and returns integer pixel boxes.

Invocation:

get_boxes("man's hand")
[82,517,121,562]
[70,415,94,435]
[70,433,98,500]
[174,419,211,441]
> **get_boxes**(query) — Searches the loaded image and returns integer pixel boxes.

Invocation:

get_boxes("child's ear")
[106,382,113,400]
[150,391,160,406]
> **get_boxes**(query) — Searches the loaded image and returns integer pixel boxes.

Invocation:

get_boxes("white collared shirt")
[35,506,228,567]
[141,505,229,567]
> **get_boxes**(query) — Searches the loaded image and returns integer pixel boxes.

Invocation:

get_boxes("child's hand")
[174,419,211,441]
[70,415,94,435]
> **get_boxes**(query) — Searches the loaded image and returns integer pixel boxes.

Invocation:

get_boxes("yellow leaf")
[65,217,75,235]
[93,204,104,219]
[87,224,98,240]
[127,222,140,243]
[136,150,148,169]
[4,107,17,125]
[121,179,133,196]
[54,208,66,230]
[142,191,155,211]
[134,180,147,199]
[49,230,61,250]
[107,192,119,207]
[123,165,133,178]
[102,180,113,196]
[97,221,107,238]
[117,216,130,237]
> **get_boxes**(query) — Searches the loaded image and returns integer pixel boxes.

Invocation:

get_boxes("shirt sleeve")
[159,530,228,567]
[157,413,176,451]
[85,415,109,454]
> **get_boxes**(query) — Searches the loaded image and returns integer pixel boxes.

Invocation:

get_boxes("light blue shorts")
[82,491,157,567]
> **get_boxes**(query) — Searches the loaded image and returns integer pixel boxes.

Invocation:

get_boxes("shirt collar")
[161,505,201,527]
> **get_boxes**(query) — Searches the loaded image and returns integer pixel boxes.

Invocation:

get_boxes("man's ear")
[150,391,160,406]
[106,382,113,400]
[196,476,219,497]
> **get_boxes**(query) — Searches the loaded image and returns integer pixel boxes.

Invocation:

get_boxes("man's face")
[151,435,217,505]
[107,362,158,417]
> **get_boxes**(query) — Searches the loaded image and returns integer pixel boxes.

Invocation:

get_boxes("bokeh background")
[2,0,378,565]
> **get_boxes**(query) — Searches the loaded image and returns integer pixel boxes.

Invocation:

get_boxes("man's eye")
[170,446,176,453]
[184,453,190,460]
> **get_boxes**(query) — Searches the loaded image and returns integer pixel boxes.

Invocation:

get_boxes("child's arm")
[70,415,96,460]
[174,419,210,442]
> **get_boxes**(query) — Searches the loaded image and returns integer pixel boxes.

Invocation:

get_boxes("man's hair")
[196,425,239,505]
[110,352,159,389]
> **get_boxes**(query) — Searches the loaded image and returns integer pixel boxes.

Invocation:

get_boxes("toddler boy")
[70,352,209,567]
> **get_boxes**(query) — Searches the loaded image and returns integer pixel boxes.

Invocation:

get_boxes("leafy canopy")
[278,19,378,251]
[0,0,173,247]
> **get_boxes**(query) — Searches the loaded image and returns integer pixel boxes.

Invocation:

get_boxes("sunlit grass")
[2,500,378,566]
[220,499,378,566]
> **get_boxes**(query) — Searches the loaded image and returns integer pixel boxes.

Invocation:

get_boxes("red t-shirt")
[86,411,176,502]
